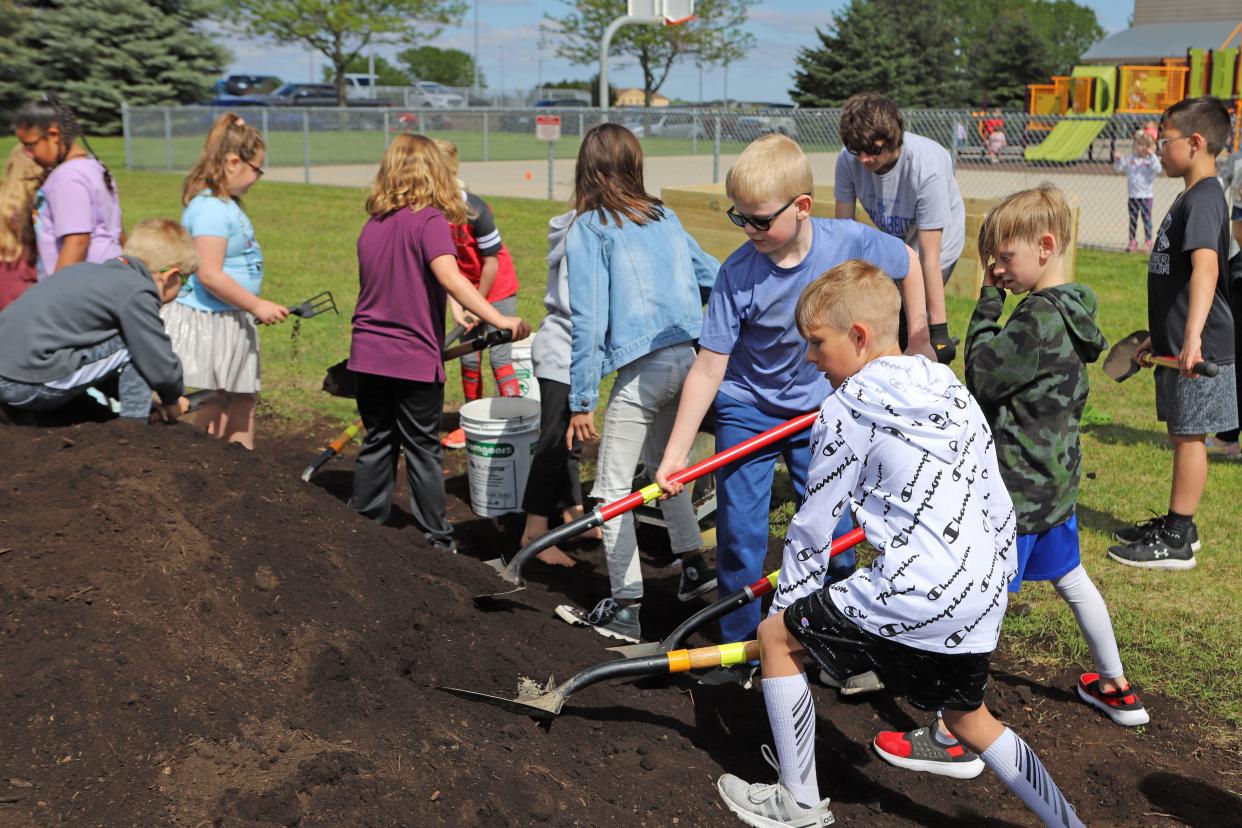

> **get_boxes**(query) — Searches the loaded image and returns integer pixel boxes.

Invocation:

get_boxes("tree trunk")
[334,34,347,107]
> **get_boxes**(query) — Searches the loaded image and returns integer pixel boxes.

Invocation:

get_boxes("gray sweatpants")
[0,334,155,419]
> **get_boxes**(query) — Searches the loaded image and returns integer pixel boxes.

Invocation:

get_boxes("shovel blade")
[472,557,528,607]
[436,684,564,720]
[605,641,663,658]
[1103,330,1149,383]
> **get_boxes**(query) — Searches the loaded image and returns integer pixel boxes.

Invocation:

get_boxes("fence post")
[482,112,489,161]
[383,109,390,147]
[419,109,426,136]
[260,108,270,164]
[163,106,173,172]
[712,111,721,183]
[122,102,132,170]
[691,110,698,156]
[579,111,584,138]
[547,140,554,202]
[302,110,310,184]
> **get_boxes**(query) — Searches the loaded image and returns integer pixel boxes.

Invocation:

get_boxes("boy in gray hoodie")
[0,219,193,424]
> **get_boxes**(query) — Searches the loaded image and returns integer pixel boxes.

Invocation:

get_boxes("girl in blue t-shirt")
[162,113,288,449]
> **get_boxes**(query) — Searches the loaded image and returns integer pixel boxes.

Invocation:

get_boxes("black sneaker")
[676,553,717,602]
[1114,515,1201,551]
[555,598,642,643]
[697,663,759,690]
[1108,529,1196,570]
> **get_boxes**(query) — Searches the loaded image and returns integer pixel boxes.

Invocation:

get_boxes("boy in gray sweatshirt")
[0,219,194,423]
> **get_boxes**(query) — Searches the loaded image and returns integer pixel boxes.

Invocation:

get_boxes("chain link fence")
[125,105,1233,252]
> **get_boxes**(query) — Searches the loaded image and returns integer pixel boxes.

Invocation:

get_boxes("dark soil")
[2,416,1240,827]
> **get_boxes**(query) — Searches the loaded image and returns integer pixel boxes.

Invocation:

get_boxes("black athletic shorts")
[782,588,993,712]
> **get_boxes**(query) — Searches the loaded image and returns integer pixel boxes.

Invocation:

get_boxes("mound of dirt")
[2,418,1240,826]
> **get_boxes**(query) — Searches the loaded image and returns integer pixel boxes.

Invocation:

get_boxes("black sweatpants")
[1216,251,1242,444]
[520,377,585,518]
[350,373,453,544]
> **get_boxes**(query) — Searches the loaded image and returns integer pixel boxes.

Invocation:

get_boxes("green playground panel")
[1024,118,1109,162]
[1189,49,1207,97]
[1211,48,1239,98]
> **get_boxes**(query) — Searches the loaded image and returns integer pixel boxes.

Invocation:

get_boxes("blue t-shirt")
[178,192,264,313]
[699,218,910,416]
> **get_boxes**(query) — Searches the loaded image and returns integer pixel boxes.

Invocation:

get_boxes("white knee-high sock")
[763,672,820,807]
[1052,565,1125,679]
[980,727,1084,828]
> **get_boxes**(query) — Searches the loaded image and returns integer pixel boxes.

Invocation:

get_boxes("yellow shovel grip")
[665,640,760,673]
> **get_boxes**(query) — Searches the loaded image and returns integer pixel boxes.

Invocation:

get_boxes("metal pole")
[383,109,390,147]
[302,110,310,184]
[692,111,698,156]
[599,14,661,115]
[418,109,426,135]
[713,111,721,183]
[547,140,554,202]
[368,52,376,100]
[483,112,489,161]
[473,0,480,97]
[122,102,132,170]
[163,107,172,172]
[260,109,269,163]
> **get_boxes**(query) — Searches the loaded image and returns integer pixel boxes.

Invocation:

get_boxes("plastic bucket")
[459,397,541,517]
[510,336,540,401]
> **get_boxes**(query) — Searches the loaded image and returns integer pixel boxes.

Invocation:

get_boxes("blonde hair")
[795,259,900,346]
[0,146,41,263]
[366,133,468,223]
[1133,130,1155,149]
[122,219,199,275]
[978,184,1071,264]
[182,113,265,206]
[726,133,813,204]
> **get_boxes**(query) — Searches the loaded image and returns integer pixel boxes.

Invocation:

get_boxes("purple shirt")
[349,206,457,383]
[34,158,122,278]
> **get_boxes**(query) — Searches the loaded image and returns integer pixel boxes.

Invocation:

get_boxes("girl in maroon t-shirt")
[347,134,529,549]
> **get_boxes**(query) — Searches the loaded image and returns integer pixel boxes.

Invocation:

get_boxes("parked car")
[732,111,798,141]
[343,73,376,100]
[625,112,709,139]
[408,81,465,108]
[212,74,283,98]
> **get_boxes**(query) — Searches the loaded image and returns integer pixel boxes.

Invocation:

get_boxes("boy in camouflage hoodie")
[872,185,1149,782]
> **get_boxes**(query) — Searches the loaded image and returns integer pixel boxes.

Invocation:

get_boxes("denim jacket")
[567,207,719,411]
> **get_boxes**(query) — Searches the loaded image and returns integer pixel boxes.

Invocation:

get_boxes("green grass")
[49,168,1242,737]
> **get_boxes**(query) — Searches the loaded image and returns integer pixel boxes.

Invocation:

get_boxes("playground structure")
[1020,23,1242,162]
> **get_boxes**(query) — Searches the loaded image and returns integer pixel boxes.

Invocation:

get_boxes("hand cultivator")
[473,411,820,606]
[287,291,339,319]
[1104,329,1219,382]
[438,640,760,721]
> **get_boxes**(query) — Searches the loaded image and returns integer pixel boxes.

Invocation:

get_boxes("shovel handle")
[302,418,365,482]
[557,640,760,702]
[666,640,760,672]
[443,328,514,362]
[1143,355,1219,377]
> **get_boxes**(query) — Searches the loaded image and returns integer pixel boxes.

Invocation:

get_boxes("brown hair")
[573,123,663,226]
[978,184,1071,264]
[366,133,468,222]
[0,146,42,263]
[122,219,199,275]
[725,133,813,204]
[181,113,266,206]
[840,93,905,153]
[795,259,900,347]
[1160,96,1232,155]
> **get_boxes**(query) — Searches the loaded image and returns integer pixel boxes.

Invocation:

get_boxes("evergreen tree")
[16,0,228,134]
[0,0,38,124]
[967,12,1053,107]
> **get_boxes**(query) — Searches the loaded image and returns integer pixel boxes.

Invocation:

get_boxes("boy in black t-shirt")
[1110,97,1238,570]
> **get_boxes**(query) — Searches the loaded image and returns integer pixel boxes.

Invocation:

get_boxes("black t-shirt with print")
[1147,176,1234,363]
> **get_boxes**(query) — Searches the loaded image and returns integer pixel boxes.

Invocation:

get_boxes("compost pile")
[2,418,1239,826]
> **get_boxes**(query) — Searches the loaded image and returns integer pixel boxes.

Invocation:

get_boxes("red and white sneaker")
[873,725,984,779]
[1076,673,1150,727]
[440,427,466,449]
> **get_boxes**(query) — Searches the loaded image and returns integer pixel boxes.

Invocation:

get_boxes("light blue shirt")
[699,218,910,417]
[178,192,264,313]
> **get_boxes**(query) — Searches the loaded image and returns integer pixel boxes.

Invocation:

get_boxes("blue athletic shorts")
[1009,513,1081,592]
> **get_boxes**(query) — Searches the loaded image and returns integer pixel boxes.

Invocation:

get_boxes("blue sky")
[224,0,1132,104]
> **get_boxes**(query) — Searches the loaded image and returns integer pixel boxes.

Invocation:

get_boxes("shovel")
[474,410,820,606]
[442,328,513,362]
[301,418,364,482]
[1103,329,1219,382]
[287,291,338,319]
[606,526,867,658]
[438,640,760,721]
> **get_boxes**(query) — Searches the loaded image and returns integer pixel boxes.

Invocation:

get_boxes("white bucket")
[510,336,540,401]
[459,397,541,517]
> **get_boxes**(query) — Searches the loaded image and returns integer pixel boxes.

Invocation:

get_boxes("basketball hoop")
[665,14,695,26]
[662,0,694,25]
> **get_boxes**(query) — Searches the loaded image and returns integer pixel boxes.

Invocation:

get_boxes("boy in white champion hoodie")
[715,260,1084,828]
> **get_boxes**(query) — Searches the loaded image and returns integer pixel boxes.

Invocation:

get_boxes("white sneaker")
[817,669,885,695]
[717,746,835,827]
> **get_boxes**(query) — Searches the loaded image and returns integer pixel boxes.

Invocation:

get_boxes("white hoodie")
[771,356,1016,655]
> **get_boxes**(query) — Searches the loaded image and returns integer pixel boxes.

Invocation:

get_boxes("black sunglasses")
[845,141,887,158]
[726,193,810,231]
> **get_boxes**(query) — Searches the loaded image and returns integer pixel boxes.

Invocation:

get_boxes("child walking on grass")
[433,139,523,450]
[715,261,1084,828]
[348,134,529,551]
[873,185,1148,784]
[1114,130,1162,253]
[162,113,287,450]
[552,123,719,644]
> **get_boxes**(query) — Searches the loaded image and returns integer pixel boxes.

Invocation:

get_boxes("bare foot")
[535,545,576,567]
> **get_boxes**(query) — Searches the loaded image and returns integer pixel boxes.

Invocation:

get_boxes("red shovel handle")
[598,410,819,522]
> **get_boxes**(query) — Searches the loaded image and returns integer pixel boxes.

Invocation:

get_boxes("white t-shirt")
[770,356,1017,655]
[835,133,966,273]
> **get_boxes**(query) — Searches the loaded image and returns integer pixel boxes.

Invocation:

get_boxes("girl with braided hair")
[13,94,122,277]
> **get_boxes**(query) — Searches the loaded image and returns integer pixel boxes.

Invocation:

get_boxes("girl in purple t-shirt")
[13,95,122,277]
[348,134,529,549]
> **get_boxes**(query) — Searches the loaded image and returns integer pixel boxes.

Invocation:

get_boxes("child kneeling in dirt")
[0,219,192,424]
[715,261,1084,828]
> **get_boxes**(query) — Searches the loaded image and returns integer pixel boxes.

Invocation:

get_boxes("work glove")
[930,323,956,365]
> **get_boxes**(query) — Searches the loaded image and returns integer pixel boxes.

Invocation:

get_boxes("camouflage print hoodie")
[964,284,1108,535]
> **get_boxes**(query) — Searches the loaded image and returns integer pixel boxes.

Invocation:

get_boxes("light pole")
[473,0,481,97]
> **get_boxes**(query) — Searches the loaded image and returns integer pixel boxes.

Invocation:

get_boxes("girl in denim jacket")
[553,124,720,644]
